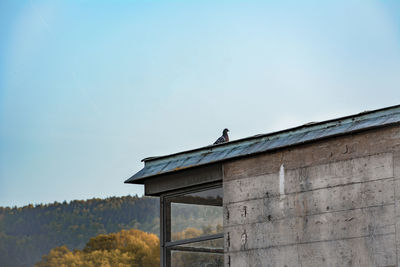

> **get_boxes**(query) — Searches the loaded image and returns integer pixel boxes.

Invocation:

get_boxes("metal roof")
[125,105,400,184]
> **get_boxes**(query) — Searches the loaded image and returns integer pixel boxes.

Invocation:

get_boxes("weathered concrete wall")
[223,125,400,267]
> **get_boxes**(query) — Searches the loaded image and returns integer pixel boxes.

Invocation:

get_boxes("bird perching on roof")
[214,128,230,145]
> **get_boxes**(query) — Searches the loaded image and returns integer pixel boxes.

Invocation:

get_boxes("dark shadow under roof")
[125,105,400,184]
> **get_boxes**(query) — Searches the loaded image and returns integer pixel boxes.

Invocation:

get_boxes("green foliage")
[35,229,160,267]
[0,196,159,267]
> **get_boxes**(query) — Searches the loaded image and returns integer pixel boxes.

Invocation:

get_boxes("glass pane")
[171,250,224,267]
[170,237,224,254]
[168,187,223,241]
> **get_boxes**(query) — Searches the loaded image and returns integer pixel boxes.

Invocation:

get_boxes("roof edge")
[125,119,400,184]
[141,104,400,163]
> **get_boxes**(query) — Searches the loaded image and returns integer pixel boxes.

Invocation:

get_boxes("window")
[160,184,223,267]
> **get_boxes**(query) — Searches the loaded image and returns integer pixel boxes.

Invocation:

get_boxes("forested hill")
[0,195,159,267]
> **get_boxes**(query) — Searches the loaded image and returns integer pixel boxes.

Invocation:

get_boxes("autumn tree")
[35,229,160,267]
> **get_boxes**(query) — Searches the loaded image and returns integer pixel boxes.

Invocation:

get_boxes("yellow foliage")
[35,229,160,267]
[171,227,202,241]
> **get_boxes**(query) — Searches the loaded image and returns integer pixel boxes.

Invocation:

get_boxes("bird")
[214,128,230,145]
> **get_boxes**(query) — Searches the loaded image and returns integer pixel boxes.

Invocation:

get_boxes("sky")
[1,0,400,207]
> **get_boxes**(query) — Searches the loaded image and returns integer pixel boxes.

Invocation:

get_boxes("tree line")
[0,195,159,267]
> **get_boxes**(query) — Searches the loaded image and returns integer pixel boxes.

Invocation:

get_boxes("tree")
[35,229,160,267]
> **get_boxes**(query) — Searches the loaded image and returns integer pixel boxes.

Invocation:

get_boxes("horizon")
[0,193,143,208]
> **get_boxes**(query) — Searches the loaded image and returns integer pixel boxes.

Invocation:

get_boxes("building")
[125,105,400,267]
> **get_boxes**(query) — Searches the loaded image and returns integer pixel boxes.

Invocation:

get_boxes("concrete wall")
[223,125,400,267]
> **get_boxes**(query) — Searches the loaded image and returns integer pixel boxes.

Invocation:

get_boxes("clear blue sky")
[1,0,400,207]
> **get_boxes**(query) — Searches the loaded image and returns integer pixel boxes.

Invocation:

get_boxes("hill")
[0,195,159,267]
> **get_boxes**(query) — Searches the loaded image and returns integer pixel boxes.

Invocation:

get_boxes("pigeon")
[214,128,230,145]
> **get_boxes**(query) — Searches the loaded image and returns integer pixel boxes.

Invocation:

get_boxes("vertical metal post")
[160,195,171,267]
[165,197,171,267]
[159,196,164,267]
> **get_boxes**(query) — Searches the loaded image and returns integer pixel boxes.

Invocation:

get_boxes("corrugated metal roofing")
[125,105,400,184]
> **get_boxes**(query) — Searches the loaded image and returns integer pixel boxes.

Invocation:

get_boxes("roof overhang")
[140,164,222,196]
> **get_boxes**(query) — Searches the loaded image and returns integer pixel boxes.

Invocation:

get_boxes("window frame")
[160,182,223,267]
